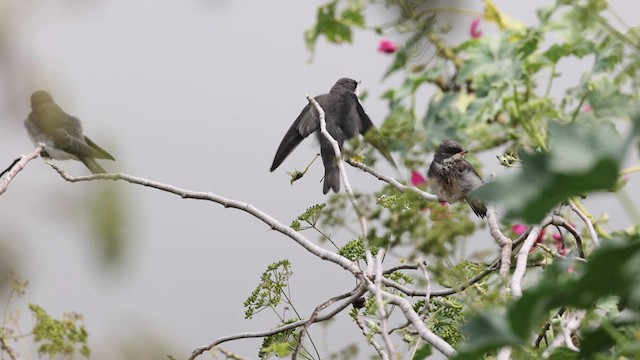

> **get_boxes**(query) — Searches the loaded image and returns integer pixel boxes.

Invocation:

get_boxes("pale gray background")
[0,1,638,359]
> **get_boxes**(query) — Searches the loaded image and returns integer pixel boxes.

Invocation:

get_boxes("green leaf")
[412,344,432,359]
[243,260,293,319]
[382,17,435,79]
[421,93,463,149]
[457,233,640,358]
[304,0,366,59]
[454,310,524,360]
[547,347,579,360]
[474,122,627,223]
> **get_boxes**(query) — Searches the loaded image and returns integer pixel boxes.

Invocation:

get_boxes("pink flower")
[512,224,527,235]
[470,18,483,39]
[583,105,592,112]
[553,233,562,241]
[378,39,399,54]
[411,170,427,187]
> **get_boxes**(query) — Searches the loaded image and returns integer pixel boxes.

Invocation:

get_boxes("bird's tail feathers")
[467,197,487,218]
[84,136,115,160]
[80,157,107,174]
[321,150,341,194]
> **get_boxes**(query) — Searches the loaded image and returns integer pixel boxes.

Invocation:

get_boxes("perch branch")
[0,144,45,196]
[345,159,438,201]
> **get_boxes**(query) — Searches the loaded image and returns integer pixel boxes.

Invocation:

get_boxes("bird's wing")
[351,95,397,168]
[270,96,323,171]
[84,136,115,160]
[55,113,104,158]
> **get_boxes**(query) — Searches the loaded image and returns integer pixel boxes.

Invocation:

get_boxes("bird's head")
[434,139,468,162]
[332,78,360,94]
[30,91,54,108]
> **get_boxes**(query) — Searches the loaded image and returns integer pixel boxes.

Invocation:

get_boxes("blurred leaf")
[454,310,524,360]
[412,344,432,359]
[456,233,640,358]
[483,0,526,31]
[547,347,578,360]
[90,183,128,267]
[382,17,436,79]
[474,122,627,223]
[304,0,365,60]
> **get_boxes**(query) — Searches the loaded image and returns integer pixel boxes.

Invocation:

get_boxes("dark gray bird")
[24,90,115,174]
[427,139,487,218]
[270,78,395,194]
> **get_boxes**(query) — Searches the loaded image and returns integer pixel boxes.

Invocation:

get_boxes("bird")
[427,139,487,218]
[24,90,115,174]
[270,78,395,194]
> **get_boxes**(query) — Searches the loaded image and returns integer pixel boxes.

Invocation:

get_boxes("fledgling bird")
[427,139,487,218]
[270,78,395,194]
[24,90,115,174]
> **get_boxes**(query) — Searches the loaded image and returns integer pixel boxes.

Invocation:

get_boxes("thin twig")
[568,199,600,247]
[551,215,585,258]
[416,259,431,323]
[345,159,438,202]
[542,310,585,357]
[535,308,566,348]
[189,286,366,360]
[0,145,45,196]
[354,314,389,360]
[373,286,456,357]
[382,259,500,297]
[291,284,366,360]
[374,250,395,360]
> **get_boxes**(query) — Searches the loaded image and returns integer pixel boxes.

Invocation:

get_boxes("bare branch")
[291,284,366,360]
[486,206,513,295]
[374,288,456,357]
[48,162,362,278]
[0,145,45,196]
[416,259,431,323]
[382,259,500,297]
[354,314,390,360]
[568,199,600,247]
[511,226,543,298]
[345,159,438,201]
[189,286,366,360]
[374,250,395,360]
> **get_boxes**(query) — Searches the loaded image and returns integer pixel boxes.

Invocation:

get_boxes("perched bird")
[24,90,115,174]
[270,78,395,194]
[427,139,487,218]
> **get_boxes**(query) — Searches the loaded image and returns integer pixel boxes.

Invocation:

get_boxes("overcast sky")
[0,1,638,359]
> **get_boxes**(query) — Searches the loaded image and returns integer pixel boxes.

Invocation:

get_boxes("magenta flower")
[512,224,527,235]
[553,233,562,241]
[378,39,399,54]
[470,17,483,39]
[411,170,427,187]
